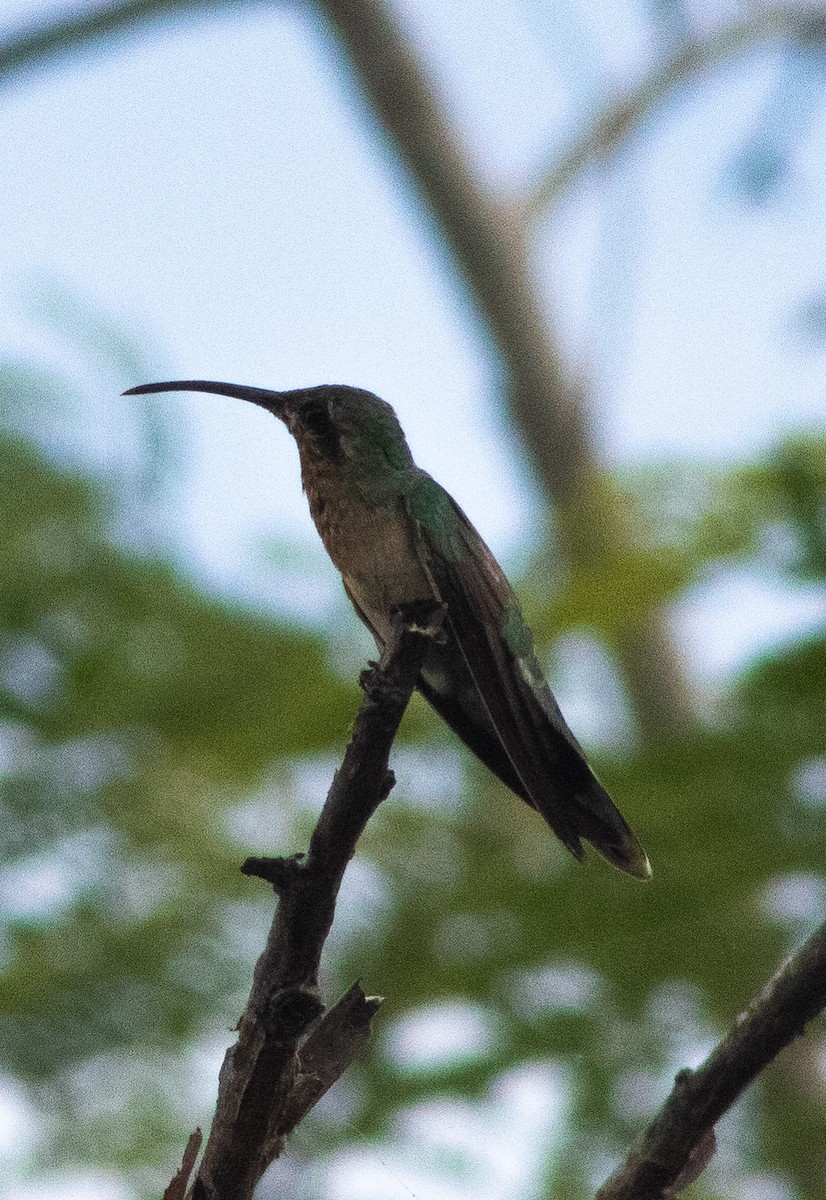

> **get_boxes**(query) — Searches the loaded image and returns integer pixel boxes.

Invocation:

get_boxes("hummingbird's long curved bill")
[123,380,288,416]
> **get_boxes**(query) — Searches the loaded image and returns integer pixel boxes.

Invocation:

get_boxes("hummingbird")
[124,380,650,878]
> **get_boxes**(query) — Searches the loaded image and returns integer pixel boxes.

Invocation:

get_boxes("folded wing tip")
[597,840,652,881]
[628,850,653,881]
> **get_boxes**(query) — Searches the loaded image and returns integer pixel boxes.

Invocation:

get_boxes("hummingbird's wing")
[406,475,650,879]
[343,579,531,801]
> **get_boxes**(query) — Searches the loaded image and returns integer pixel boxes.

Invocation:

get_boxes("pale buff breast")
[309,483,434,639]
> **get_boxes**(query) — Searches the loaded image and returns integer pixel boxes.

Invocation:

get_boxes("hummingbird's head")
[278,385,415,474]
[123,380,415,474]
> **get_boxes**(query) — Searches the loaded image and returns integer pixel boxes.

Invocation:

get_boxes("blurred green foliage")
[0,353,824,1200]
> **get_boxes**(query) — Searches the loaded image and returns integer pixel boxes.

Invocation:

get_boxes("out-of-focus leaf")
[528,438,826,649]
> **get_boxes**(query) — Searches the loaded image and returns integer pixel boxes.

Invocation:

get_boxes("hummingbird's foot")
[390,599,448,643]
[359,661,381,691]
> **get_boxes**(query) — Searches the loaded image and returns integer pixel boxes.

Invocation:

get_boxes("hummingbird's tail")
[563,774,651,880]
[418,652,650,879]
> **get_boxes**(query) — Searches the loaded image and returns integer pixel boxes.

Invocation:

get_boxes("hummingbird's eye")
[302,402,330,436]
[300,399,343,462]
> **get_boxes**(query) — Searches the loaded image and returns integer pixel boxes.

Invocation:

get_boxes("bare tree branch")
[0,0,262,85]
[165,1129,203,1200]
[275,980,381,1143]
[525,6,826,220]
[595,919,826,1200]
[162,601,445,1200]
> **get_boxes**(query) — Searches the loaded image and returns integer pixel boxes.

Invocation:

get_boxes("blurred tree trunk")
[315,0,693,738]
